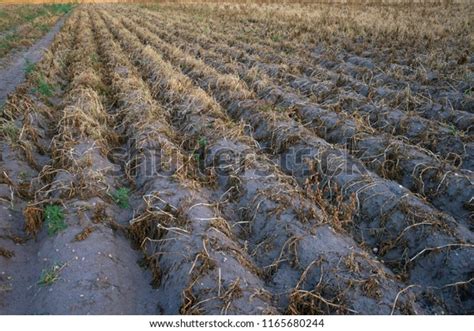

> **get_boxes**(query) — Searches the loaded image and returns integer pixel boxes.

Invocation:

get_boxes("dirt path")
[1,10,159,314]
[0,15,66,107]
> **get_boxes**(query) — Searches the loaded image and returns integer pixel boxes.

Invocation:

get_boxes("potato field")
[0,2,472,315]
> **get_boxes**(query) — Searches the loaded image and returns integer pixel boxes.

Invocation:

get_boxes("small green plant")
[0,40,8,51]
[47,3,74,15]
[198,137,207,148]
[112,187,130,209]
[449,124,459,137]
[36,23,50,33]
[90,52,99,63]
[38,263,64,286]
[0,33,17,53]
[35,75,54,97]
[271,34,282,42]
[44,204,66,236]
[18,171,29,183]
[5,33,18,42]
[24,59,36,75]
[24,12,40,22]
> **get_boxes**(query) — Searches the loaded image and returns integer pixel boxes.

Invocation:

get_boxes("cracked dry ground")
[0,3,472,315]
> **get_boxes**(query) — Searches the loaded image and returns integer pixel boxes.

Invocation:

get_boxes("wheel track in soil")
[0,10,80,314]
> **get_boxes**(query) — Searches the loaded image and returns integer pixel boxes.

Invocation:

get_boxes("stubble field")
[0,2,473,315]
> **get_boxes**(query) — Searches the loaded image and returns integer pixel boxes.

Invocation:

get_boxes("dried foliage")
[0,2,472,315]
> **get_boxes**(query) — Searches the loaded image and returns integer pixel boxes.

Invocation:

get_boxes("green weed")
[47,4,75,15]
[5,33,17,42]
[24,12,40,22]
[38,263,64,286]
[0,33,17,53]
[448,124,459,137]
[24,59,36,75]
[198,137,208,148]
[36,23,50,33]
[112,187,130,209]
[90,52,99,63]
[44,205,67,236]
[34,75,54,97]
[18,171,29,183]
[271,34,282,42]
